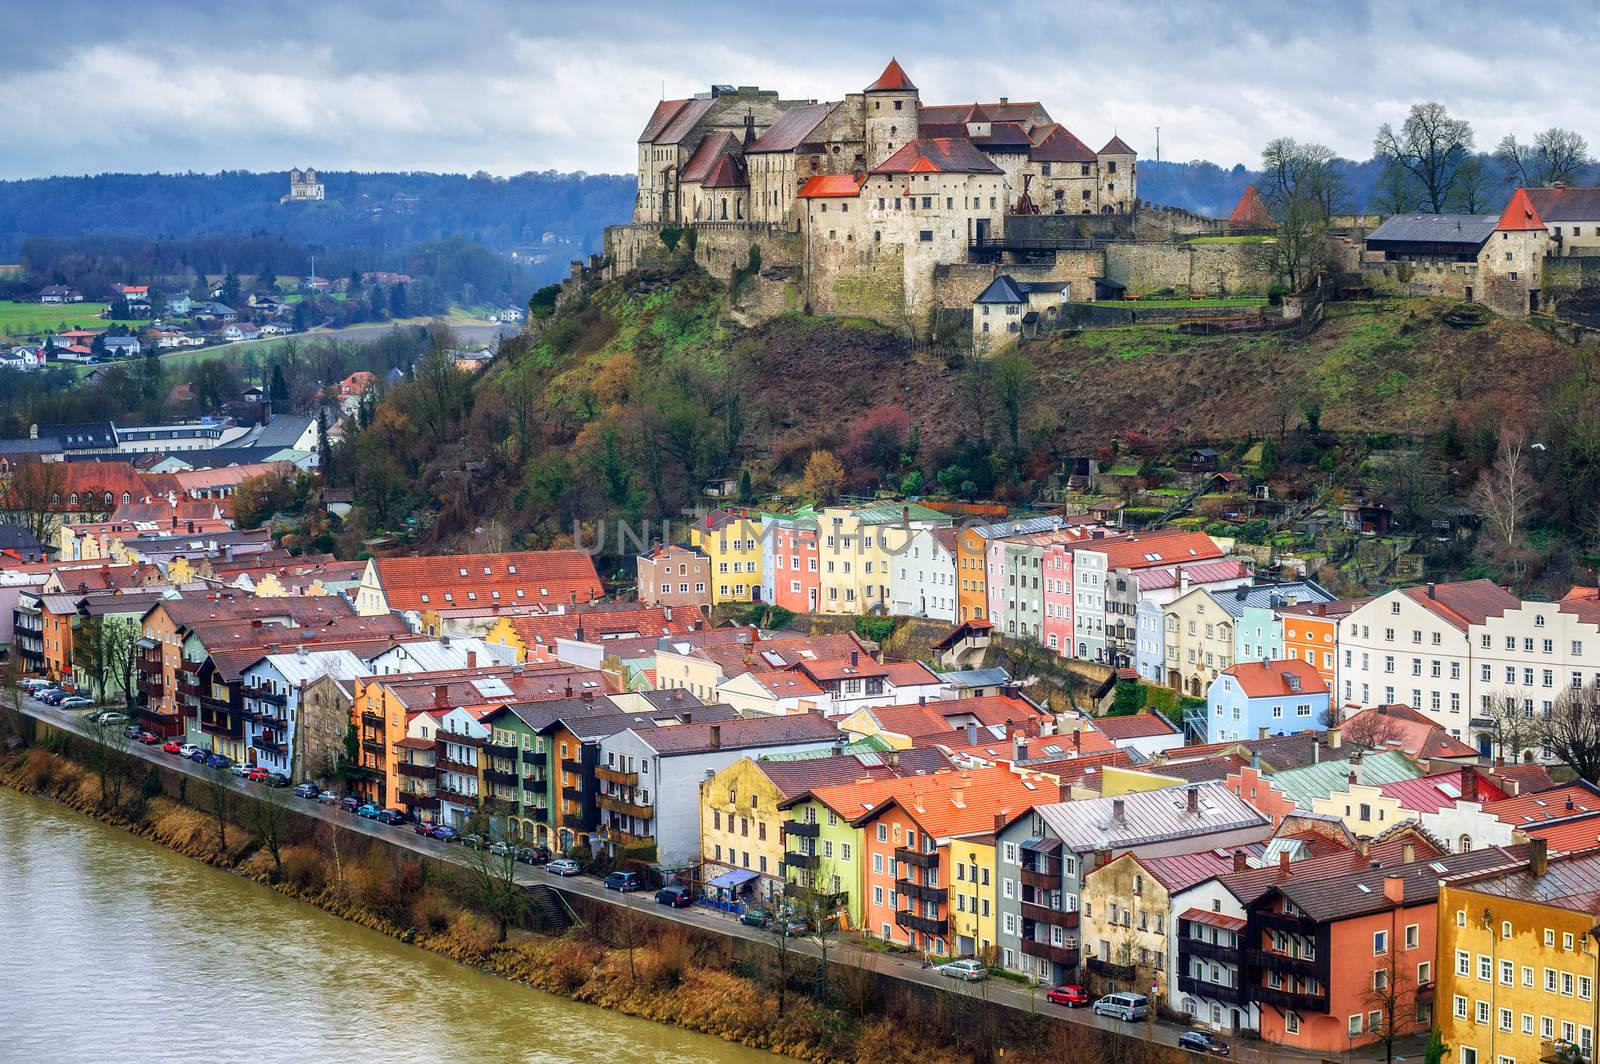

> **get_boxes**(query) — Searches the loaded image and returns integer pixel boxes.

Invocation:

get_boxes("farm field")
[0,301,142,339]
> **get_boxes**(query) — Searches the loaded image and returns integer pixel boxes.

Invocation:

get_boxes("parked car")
[338,795,362,813]
[20,678,52,692]
[655,885,693,908]
[375,809,406,825]
[604,871,641,892]
[178,743,202,759]
[230,763,252,778]
[488,841,512,857]
[97,712,128,726]
[355,802,382,819]
[293,783,321,799]
[135,731,162,745]
[245,767,272,783]
[185,748,210,763]
[1092,992,1149,1021]
[203,753,231,769]
[1177,1030,1230,1056]
[60,696,95,710]
[39,689,69,705]
[428,824,459,843]
[316,790,340,804]
[779,918,809,937]
[459,833,487,850]
[1046,984,1089,1007]
[936,959,987,982]
[265,773,290,788]
[740,908,773,929]
[162,740,185,755]
[546,858,581,876]
[516,845,551,865]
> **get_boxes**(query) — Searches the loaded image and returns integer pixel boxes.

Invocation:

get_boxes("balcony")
[1020,867,1057,892]
[436,757,477,776]
[1178,937,1241,965]
[785,851,820,871]
[252,734,285,753]
[360,710,384,727]
[523,775,547,792]
[785,819,819,838]
[484,768,520,787]
[895,846,939,870]
[484,741,517,759]
[1254,984,1327,1014]
[602,825,651,847]
[1255,909,1315,934]
[1021,901,1079,928]
[361,739,385,756]
[1086,957,1136,982]
[177,675,204,698]
[396,790,439,810]
[897,880,948,904]
[561,786,585,804]
[136,675,164,697]
[242,707,286,727]
[1021,938,1079,967]
[397,761,436,779]
[597,793,653,819]
[561,757,584,775]
[482,797,515,817]
[245,686,287,706]
[596,765,638,787]
[1177,974,1246,1006]
[894,910,948,937]
[1247,949,1319,979]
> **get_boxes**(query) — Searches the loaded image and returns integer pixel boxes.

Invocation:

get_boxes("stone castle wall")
[1104,242,1273,297]
[931,253,1104,309]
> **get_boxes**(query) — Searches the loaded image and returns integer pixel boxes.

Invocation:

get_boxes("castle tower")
[864,59,919,169]
[1478,187,1549,317]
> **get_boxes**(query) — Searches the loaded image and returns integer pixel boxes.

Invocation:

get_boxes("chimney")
[850,649,859,666]
[1094,847,1112,869]
[466,650,477,670]
[296,645,307,659]
[1112,797,1125,823]
[887,750,899,768]
[1531,837,1550,877]
[440,634,451,647]
[901,506,910,528]
[1460,766,1479,804]
[1356,838,1370,859]
[999,96,1008,105]
[1179,569,1190,592]
[709,724,721,749]
[1186,785,1199,814]
[994,811,1008,832]
[1427,583,1437,600]
[1402,840,1416,865]
[564,680,573,697]
[951,786,966,809]
[1278,849,1290,872]
[433,684,448,707]
[1072,730,1081,753]
[1329,727,1342,750]
[580,689,593,702]
[1258,726,1269,741]
[1232,850,1248,873]
[966,722,979,745]
[918,695,926,706]
[1014,732,1027,762]
[913,790,924,813]
[1382,875,1405,903]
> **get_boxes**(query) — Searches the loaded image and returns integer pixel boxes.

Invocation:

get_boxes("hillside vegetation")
[333,258,1597,591]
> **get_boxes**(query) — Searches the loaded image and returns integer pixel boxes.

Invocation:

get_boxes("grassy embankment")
[0,738,1181,1064]
[0,300,143,340]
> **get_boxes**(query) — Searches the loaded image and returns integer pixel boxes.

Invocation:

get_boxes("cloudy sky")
[4,0,1594,180]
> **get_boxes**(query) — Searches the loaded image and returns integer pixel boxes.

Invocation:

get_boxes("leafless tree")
[1374,103,1475,213]
[1447,155,1495,214]
[1539,687,1600,783]
[0,460,66,548]
[1362,945,1418,1064]
[1480,689,1540,764]
[201,760,234,851]
[1340,709,1406,752]
[1471,430,1535,552]
[246,781,293,880]
[81,710,134,811]
[1495,128,1593,187]
[791,865,843,1002]
[461,815,525,942]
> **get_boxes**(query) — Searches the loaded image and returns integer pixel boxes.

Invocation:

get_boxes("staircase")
[525,884,578,934]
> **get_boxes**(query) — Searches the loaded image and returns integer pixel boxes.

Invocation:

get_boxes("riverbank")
[0,741,1149,1064]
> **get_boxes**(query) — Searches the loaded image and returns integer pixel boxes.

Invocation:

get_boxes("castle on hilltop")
[599,60,1237,336]
[282,168,324,204]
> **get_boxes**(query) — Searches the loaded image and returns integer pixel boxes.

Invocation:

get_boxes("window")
[1374,930,1388,955]
[1406,924,1420,949]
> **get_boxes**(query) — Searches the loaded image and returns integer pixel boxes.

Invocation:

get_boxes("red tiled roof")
[1100,135,1136,155]
[1524,187,1600,223]
[638,98,688,143]
[748,103,834,154]
[1519,812,1600,854]
[1093,711,1181,740]
[372,550,602,612]
[1220,830,1445,908]
[1486,782,1600,826]
[923,102,1045,126]
[1379,767,1509,814]
[1400,579,1519,631]
[656,97,718,146]
[853,765,1050,839]
[1229,186,1275,229]
[1179,907,1246,933]
[507,604,697,649]
[1333,704,1480,760]
[883,660,940,686]
[865,58,916,92]
[1497,187,1548,231]
[872,137,1005,176]
[701,153,748,189]
[1029,124,1098,164]
[680,131,735,184]
[1220,659,1328,699]
[1078,528,1222,571]
[746,670,823,698]
[1487,761,1557,796]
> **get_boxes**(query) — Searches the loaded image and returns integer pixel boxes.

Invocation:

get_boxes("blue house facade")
[1135,598,1165,683]
[1204,658,1330,743]
[1222,581,1334,667]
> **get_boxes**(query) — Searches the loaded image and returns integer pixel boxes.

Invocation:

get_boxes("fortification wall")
[1134,204,1230,240]
[810,241,909,327]
[1357,258,1475,300]
[604,223,803,279]
[930,252,1104,311]
[1104,242,1272,297]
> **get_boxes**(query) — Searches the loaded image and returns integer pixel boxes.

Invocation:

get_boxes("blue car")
[430,825,459,842]
[355,802,382,819]
[204,753,231,769]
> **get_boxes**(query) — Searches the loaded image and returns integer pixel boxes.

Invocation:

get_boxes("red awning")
[1179,907,1246,933]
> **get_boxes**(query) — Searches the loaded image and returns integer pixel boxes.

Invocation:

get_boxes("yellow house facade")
[1436,846,1600,1064]
[1099,765,1188,798]
[652,645,729,703]
[1309,780,1410,839]
[689,511,763,605]
[814,503,951,616]
[947,835,999,961]
[699,757,790,903]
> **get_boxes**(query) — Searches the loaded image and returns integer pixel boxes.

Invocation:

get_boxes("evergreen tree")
[292,300,309,332]
[270,364,289,406]
[220,273,240,307]
[316,408,333,485]
[389,283,408,319]
[259,267,277,291]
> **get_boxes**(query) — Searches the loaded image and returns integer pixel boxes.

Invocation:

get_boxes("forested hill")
[0,170,636,285]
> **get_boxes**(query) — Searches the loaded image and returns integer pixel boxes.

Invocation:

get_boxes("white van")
[1092,992,1149,1021]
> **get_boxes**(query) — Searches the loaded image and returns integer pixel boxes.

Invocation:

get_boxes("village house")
[636,543,712,610]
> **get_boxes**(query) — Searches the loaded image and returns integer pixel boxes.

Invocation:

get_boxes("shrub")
[413,889,456,935]
[279,845,327,893]
[19,747,60,791]
[652,928,693,988]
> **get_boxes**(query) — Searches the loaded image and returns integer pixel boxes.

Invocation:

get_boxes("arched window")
[720,199,727,220]
[121,491,131,503]
[104,492,114,506]
[51,492,61,504]
[1458,834,1472,853]
[69,493,79,505]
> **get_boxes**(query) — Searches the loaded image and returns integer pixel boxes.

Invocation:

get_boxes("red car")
[1046,984,1089,1007]
[162,739,184,755]
[246,767,271,783]
[135,731,162,745]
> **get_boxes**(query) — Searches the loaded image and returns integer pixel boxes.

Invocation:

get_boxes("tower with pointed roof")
[1477,187,1549,317]
[863,58,919,170]
[1095,136,1137,214]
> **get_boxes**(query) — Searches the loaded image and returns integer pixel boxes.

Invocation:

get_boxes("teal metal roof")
[760,735,892,760]
[850,502,950,524]
[1270,750,1422,808]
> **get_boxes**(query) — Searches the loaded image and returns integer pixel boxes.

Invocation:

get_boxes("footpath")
[19,696,1426,1063]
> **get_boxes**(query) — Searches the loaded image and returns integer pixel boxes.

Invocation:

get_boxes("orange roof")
[372,550,603,612]
[1220,658,1328,699]
[746,670,823,698]
[1497,187,1548,232]
[1093,710,1182,740]
[1486,782,1600,827]
[1081,528,1222,571]
[853,764,1048,839]
[171,462,291,491]
[1401,579,1519,631]
[883,660,941,686]
[797,173,865,199]
[507,604,697,649]
[865,58,916,93]
[1228,185,1275,229]
[1520,812,1600,854]
[937,727,1114,763]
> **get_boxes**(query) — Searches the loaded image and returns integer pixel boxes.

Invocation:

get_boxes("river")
[0,787,773,1064]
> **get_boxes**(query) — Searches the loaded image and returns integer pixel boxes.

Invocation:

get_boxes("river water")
[0,787,772,1064]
